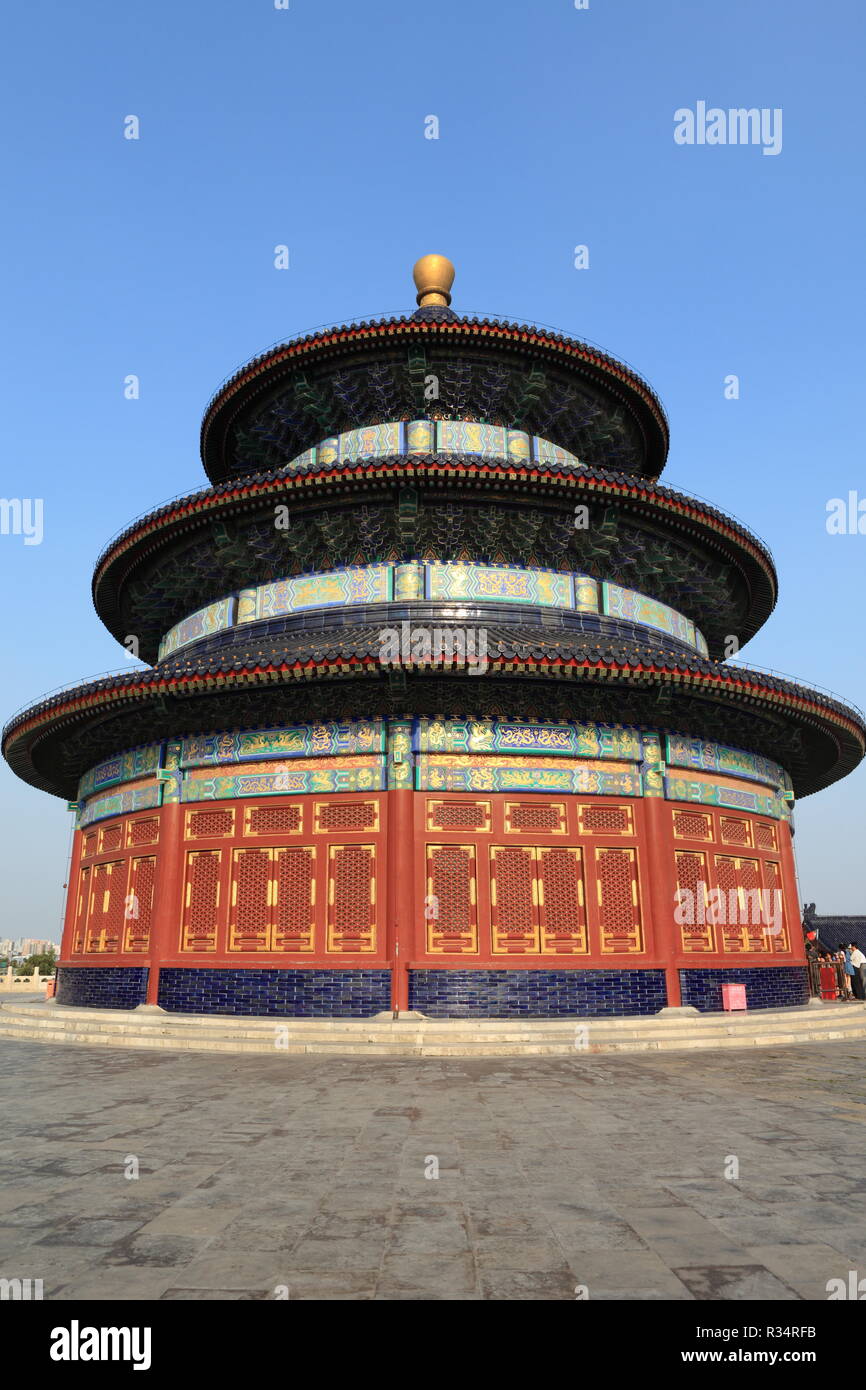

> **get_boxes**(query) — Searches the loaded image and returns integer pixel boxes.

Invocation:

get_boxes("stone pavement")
[1,1038,865,1300]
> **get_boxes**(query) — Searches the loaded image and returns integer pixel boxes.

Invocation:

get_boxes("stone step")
[3,999,862,1033]
[1,1001,862,1030]
[1,1000,865,1056]
[4,1013,866,1046]
[1,1021,864,1057]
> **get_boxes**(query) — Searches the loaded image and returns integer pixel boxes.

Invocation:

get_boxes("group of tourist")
[808,942,866,1000]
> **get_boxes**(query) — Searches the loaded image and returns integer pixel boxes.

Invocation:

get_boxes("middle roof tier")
[93,421,777,663]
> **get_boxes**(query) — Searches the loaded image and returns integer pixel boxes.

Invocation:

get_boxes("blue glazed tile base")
[56,966,149,1010]
[409,969,667,1018]
[51,964,809,1020]
[157,968,391,1018]
[679,965,810,1012]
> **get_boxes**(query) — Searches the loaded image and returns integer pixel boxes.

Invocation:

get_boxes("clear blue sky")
[1,0,864,942]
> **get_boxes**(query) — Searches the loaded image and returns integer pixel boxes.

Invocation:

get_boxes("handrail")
[661,479,772,557]
[2,664,148,736]
[95,481,208,560]
[717,661,866,723]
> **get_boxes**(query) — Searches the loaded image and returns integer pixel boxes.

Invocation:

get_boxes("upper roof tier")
[200,255,670,485]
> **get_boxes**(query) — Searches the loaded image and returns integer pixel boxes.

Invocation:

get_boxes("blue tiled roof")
[806,915,866,952]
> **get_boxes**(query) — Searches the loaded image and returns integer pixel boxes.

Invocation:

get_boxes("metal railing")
[656,479,773,559]
[94,481,216,566]
[715,660,866,722]
[2,663,149,738]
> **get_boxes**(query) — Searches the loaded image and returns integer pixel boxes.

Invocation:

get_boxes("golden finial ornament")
[412,253,455,308]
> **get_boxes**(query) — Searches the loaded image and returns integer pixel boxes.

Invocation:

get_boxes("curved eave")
[91,455,777,660]
[199,316,669,481]
[5,649,861,801]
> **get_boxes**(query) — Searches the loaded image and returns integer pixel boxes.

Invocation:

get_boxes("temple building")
[4,256,864,1018]
[803,905,866,957]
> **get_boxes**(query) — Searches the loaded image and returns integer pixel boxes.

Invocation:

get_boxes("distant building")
[802,904,866,954]
[18,939,53,956]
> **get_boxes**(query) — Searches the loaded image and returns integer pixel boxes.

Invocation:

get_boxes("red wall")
[61,790,805,1008]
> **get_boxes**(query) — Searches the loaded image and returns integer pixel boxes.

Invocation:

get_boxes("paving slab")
[565,1250,695,1301]
[672,1263,800,1300]
[2,1037,866,1299]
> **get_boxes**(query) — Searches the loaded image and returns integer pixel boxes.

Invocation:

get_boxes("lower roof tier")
[92,452,777,662]
[4,623,862,801]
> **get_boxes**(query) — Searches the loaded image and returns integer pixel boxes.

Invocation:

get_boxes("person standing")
[843,946,856,999]
[849,943,866,1001]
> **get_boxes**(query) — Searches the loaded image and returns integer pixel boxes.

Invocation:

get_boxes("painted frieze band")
[77,743,162,801]
[179,721,385,768]
[417,755,643,796]
[236,566,392,628]
[603,581,707,655]
[664,775,789,821]
[414,717,643,761]
[75,720,793,825]
[664,734,788,793]
[183,756,386,801]
[290,419,583,474]
[77,781,162,829]
[158,563,707,662]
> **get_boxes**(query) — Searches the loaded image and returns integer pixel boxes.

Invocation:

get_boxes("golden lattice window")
[720,817,751,846]
[73,866,90,953]
[675,850,713,950]
[597,850,635,930]
[754,822,777,850]
[672,811,713,841]
[128,817,159,847]
[333,847,372,927]
[99,823,123,853]
[87,860,126,952]
[428,801,490,830]
[762,859,788,950]
[429,845,475,933]
[579,805,632,835]
[183,851,222,949]
[245,804,302,836]
[328,845,375,951]
[714,856,744,950]
[233,850,270,933]
[738,858,767,949]
[676,851,705,892]
[187,809,235,839]
[316,801,379,832]
[124,857,155,952]
[539,848,584,933]
[506,802,565,833]
[274,848,315,949]
[492,847,535,930]
[714,856,738,894]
